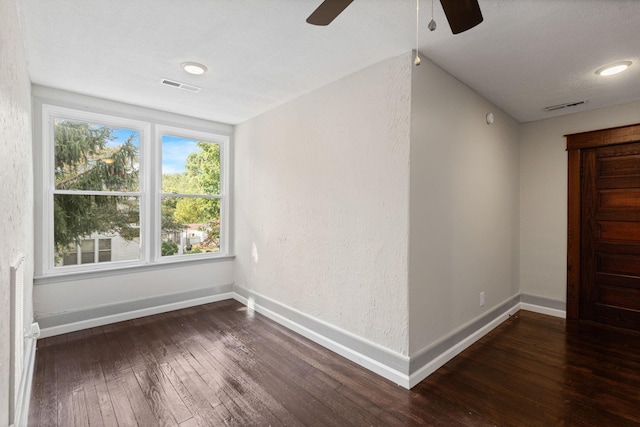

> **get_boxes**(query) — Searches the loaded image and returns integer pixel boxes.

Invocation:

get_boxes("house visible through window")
[39,104,229,276]
[98,238,112,262]
[61,237,112,265]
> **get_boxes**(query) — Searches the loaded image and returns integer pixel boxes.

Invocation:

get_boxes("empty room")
[2,0,640,425]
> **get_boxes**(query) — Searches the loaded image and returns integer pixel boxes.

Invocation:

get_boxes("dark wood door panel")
[598,221,640,242]
[599,189,640,209]
[595,270,640,310]
[597,155,640,178]
[580,140,640,329]
[566,123,640,323]
[596,252,640,276]
[593,304,640,330]
[596,211,640,221]
[596,271,640,289]
[597,283,640,311]
[595,242,640,258]
[596,141,640,157]
[597,176,640,189]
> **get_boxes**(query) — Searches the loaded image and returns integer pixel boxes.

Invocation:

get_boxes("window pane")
[98,238,112,262]
[81,250,95,264]
[161,136,220,195]
[80,239,95,264]
[80,239,95,252]
[54,194,141,266]
[54,118,140,192]
[62,249,78,266]
[161,196,220,256]
[99,238,112,250]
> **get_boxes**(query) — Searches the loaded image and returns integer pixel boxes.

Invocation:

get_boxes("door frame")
[566,123,640,320]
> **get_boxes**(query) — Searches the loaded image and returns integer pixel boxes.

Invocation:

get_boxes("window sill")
[34,254,236,285]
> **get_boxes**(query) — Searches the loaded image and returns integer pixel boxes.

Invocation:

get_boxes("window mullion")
[160,193,221,199]
[53,190,141,197]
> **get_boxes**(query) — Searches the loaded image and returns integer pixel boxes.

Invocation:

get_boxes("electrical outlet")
[480,291,485,307]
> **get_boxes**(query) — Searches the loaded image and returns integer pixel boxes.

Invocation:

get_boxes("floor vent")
[9,255,25,426]
[160,78,201,93]
[544,100,587,112]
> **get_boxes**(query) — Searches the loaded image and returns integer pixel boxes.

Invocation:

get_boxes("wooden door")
[567,124,640,330]
[580,142,640,329]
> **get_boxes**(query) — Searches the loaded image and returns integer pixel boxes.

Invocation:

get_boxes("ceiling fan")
[306,0,483,34]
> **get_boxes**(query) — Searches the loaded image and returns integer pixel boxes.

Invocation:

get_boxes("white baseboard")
[233,290,566,390]
[520,303,566,319]
[33,286,567,397]
[233,291,411,388]
[408,297,566,387]
[12,336,37,427]
[408,302,520,388]
[38,291,234,338]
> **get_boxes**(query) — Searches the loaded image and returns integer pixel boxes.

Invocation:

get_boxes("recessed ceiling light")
[595,61,632,76]
[181,62,207,75]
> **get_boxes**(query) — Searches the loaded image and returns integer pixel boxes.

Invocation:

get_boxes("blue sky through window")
[109,128,140,151]
[108,131,204,174]
[161,135,198,174]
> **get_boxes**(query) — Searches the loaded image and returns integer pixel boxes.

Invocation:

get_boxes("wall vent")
[544,100,587,112]
[160,78,201,93]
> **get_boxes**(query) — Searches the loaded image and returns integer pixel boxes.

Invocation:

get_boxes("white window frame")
[41,105,150,275]
[155,124,230,263]
[38,103,230,277]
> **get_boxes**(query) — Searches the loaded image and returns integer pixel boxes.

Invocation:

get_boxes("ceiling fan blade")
[439,0,483,34]
[306,0,354,26]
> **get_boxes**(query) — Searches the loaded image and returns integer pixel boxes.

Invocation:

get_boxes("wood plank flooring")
[28,301,640,426]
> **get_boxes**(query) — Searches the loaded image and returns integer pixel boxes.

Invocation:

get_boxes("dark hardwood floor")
[28,300,640,426]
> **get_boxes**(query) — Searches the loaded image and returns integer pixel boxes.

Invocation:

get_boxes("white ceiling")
[17,0,640,124]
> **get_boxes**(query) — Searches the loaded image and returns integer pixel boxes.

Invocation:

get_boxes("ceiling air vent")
[160,78,201,93]
[544,100,587,112]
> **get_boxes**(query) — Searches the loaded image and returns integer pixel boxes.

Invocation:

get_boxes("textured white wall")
[408,57,521,354]
[520,100,640,301]
[234,53,412,355]
[0,0,34,422]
